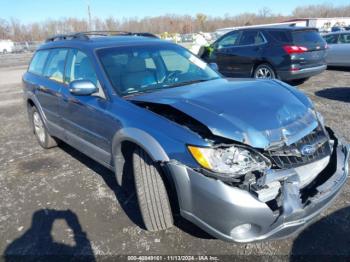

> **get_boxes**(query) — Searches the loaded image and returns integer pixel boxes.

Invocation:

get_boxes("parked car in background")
[12,42,25,53]
[0,39,14,54]
[23,31,349,243]
[323,32,350,67]
[12,42,31,53]
[180,33,194,43]
[201,26,328,82]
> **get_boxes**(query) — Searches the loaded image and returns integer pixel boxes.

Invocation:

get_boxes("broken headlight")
[188,145,271,176]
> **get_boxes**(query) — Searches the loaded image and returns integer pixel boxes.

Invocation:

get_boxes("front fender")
[112,127,170,185]
[24,92,48,130]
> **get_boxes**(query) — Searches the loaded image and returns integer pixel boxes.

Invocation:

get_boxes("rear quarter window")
[268,30,292,43]
[28,50,50,75]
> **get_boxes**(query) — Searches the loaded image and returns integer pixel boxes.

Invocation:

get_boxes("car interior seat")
[121,56,157,93]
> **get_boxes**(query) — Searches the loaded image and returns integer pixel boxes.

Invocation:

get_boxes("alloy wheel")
[255,66,274,79]
[33,111,45,144]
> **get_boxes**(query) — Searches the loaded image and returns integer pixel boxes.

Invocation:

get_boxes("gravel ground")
[0,53,349,260]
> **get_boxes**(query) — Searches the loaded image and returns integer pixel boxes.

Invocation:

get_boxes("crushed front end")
[166,126,349,242]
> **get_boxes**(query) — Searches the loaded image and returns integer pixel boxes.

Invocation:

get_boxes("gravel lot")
[0,53,349,260]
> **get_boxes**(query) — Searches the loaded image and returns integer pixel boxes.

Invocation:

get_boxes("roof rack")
[45,31,158,42]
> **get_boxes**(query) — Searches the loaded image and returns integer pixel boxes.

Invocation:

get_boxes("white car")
[323,32,350,67]
[0,40,14,54]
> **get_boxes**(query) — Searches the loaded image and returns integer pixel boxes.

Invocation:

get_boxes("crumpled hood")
[128,78,318,149]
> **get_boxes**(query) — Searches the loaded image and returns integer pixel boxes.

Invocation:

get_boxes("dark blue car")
[23,32,349,242]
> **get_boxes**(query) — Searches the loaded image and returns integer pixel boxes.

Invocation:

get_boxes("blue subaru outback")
[23,31,349,242]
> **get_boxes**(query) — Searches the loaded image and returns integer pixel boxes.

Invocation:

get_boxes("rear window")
[28,50,50,75]
[292,30,324,46]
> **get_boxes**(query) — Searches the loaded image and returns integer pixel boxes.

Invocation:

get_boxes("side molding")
[25,93,48,129]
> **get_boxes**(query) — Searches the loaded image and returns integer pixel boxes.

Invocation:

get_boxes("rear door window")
[28,50,50,75]
[43,49,68,83]
[238,31,265,45]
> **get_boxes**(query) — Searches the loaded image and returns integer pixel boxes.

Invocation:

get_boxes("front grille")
[265,127,331,169]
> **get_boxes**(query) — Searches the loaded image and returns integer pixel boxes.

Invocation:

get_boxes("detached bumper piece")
[168,137,349,242]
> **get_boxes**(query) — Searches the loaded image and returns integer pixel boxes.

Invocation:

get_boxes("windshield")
[97,44,220,96]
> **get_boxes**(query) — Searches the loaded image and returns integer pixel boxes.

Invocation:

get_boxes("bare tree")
[1,3,349,41]
[258,7,272,18]
[0,18,10,39]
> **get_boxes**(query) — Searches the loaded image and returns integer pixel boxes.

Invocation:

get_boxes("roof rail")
[45,31,158,42]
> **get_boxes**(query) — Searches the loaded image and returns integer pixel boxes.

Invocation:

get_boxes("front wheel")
[253,64,276,79]
[132,147,173,231]
[30,106,57,149]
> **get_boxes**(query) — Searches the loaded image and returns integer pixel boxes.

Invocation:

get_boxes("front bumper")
[277,65,327,81]
[167,141,349,242]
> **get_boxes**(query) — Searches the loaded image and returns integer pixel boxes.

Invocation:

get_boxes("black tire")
[253,63,276,79]
[30,106,57,149]
[132,147,173,231]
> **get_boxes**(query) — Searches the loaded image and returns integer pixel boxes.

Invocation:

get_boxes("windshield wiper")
[123,87,163,97]
[164,78,216,88]
[123,78,219,97]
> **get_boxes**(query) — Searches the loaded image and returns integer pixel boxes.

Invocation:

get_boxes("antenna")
[87,0,92,31]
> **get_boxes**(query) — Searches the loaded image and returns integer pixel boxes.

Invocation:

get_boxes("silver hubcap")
[255,67,273,79]
[33,111,45,144]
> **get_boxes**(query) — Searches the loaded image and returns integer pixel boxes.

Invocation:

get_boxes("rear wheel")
[30,106,57,149]
[132,147,173,231]
[253,64,276,79]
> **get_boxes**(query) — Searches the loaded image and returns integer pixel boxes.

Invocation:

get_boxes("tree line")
[1,3,350,41]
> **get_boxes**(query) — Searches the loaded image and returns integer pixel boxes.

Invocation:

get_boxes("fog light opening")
[231,223,252,236]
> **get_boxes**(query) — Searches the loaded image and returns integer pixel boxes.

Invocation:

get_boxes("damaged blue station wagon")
[23,32,349,242]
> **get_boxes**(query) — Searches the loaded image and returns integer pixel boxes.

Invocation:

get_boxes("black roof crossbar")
[45,31,158,42]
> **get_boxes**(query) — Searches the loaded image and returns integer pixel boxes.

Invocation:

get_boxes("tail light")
[283,45,308,54]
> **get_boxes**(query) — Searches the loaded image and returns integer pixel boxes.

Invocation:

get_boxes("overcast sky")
[0,0,348,23]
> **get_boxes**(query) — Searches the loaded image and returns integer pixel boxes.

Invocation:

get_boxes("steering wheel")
[164,70,182,84]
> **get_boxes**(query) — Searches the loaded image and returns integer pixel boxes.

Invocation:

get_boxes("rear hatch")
[290,29,327,69]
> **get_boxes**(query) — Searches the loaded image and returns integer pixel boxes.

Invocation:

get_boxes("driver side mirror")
[209,63,219,71]
[69,80,98,96]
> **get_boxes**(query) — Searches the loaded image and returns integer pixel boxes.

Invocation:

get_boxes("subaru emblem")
[300,145,316,156]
